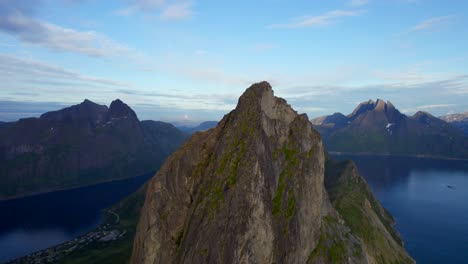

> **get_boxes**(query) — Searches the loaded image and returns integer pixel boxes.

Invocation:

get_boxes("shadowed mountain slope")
[0,99,188,199]
[312,99,468,159]
[440,112,468,135]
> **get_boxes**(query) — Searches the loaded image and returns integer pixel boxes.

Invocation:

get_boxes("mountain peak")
[237,81,273,111]
[81,99,95,105]
[236,81,297,125]
[109,99,138,120]
[40,99,108,122]
[374,98,386,111]
[131,82,328,263]
[413,111,434,118]
[414,110,428,115]
[348,99,400,121]
[131,82,414,264]
[242,81,272,98]
[412,111,437,124]
[348,99,377,120]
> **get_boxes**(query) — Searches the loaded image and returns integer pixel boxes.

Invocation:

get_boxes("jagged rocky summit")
[312,99,468,159]
[131,82,414,264]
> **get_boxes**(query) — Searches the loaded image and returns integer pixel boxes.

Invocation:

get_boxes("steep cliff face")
[131,82,414,264]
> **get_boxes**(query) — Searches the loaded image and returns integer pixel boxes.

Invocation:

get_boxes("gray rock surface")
[131,82,414,264]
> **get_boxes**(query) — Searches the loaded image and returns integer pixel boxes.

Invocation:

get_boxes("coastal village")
[7,211,124,264]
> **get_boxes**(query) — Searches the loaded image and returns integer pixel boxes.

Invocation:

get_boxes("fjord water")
[0,172,154,263]
[1,157,466,263]
[334,155,468,264]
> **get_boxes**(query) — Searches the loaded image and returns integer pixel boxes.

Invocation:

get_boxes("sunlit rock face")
[131,82,414,264]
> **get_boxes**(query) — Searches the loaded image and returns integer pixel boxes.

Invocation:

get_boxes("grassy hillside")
[324,157,414,263]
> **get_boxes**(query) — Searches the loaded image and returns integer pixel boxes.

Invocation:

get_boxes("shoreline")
[0,171,155,202]
[329,151,468,161]
[7,210,123,264]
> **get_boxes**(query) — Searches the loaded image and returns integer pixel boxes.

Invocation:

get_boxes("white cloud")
[401,104,456,114]
[268,10,362,29]
[294,106,328,112]
[418,104,456,109]
[194,50,208,55]
[170,66,252,86]
[116,0,193,20]
[0,1,142,58]
[160,1,193,20]
[410,16,452,32]
[349,0,369,7]
[115,0,166,16]
[252,43,277,53]
[132,0,166,9]
[400,0,420,3]
[373,69,434,83]
[0,54,130,88]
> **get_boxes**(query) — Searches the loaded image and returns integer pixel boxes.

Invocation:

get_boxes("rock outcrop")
[131,82,414,264]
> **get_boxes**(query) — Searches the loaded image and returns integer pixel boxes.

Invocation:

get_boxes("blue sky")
[0,0,467,124]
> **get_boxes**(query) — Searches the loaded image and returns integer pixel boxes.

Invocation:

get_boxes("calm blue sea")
[1,156,467,263]
[0,172,154,263]
[334,155,468,264]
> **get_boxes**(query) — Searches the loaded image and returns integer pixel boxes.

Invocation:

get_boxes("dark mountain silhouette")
[312,99,468,159]
[177,121,218,134]
[440,112,468,135]
[0,99,188,199]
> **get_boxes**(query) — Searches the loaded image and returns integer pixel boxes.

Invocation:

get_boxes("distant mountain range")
[0,99,188,199]
[312,99,468,159]
[177,121,218,134]
[10,84,414,263]
[440,112,468,135]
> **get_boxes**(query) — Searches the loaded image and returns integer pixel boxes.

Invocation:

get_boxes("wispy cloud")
[373,69,434,83]
[194,50,208,55]
[116,0,193,20]
[116,87,239,114]
[409,16,452,33]
[130,0,166,10]
[160,1,193,20]
[173,66,252,86]
[0,54,130,88]
[0,100,70,121]
[418,104,456,109]
[252,42,278,53]
[268,10,362,29]
[115,0,165,16]
[0,0,142,58]
[118,89,238,105]
[401,104,456,114]
[275,74,468,118]
[349,0,369,7]
[400,0,421,3]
